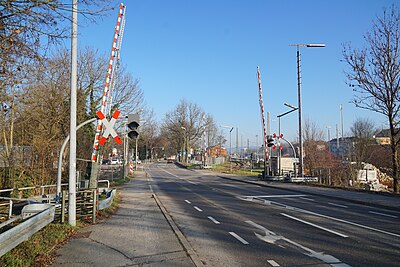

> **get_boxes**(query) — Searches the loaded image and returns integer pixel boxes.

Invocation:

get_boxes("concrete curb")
[152,193,205,267]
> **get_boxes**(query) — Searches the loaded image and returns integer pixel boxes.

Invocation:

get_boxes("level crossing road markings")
[245,220,350,266]
[280,213,349,238]
[96,110,122,146]
[243,196,400,238]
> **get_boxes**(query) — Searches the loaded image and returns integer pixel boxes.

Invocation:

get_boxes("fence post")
[61,190,66,223]
[8,200,13,218]
[92,189,97,223]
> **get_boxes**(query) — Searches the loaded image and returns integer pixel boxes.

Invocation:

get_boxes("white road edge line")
[328,202,348,208]
[208,216,221,224]
[245,220,350,266]
[241,194,307,198]
[229,232,249,245]
[267,260,280,266]
[185,200,191,204]
[194,206,203,212]
[368,211,398,218]
[281,213,349,238]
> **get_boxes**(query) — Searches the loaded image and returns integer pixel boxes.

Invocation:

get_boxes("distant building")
[328,137,356,158]
[374,129,394,145]
[207,145,227,157]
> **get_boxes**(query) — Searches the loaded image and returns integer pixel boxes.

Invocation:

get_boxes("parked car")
[111,158,120,165]
[102,159,111,165]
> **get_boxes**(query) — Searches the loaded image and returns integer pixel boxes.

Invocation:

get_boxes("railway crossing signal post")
[127,114,140,170]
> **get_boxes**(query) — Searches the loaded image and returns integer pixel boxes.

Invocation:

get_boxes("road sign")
[96,110,122,146]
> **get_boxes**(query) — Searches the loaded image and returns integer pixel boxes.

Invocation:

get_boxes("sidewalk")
[51,171,196,267]
[215,172,400,212]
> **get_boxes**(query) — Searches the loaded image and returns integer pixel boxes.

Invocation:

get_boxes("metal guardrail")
[0,204,55,257]
[0,183,116,256]
[98,189,117,210]
[0,183,68,198]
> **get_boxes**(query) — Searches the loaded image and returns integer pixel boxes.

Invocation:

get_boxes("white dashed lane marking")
[194,206,203,212]
[229,232,249,245]
[207,216,220,224]
[267,259,280,266]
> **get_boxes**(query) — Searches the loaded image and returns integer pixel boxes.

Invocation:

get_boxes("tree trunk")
[389,122,399,193]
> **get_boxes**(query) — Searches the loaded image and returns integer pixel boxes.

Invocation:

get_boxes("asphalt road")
[146,162,400,267]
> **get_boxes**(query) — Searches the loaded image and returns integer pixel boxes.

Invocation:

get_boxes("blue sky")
[78,0,395,146]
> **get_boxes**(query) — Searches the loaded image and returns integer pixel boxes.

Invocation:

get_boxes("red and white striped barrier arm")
[91,3,126,162]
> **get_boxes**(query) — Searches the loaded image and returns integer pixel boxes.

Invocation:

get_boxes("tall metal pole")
[290,43,325,178]
[278,116,281,175]
[296,46,304,178]
[135,138,138,170]
[235,127,238,157]
[123,120,128,177]
[340,104,344,142]
[229,127,233,171]
[68,0,78,226]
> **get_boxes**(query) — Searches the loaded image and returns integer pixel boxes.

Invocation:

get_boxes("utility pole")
[236,127,239,157]
[340,104,344,141]
[68,0,78,226]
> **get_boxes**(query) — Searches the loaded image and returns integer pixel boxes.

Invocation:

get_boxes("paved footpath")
[51,171,196,267]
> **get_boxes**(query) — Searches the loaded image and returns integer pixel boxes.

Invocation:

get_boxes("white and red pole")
[91,3,126,162]
[257,67,269,177]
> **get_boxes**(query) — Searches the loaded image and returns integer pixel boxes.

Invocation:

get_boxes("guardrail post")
[92,189,97,223]
[61,191,66,223]
[8,200,13,218]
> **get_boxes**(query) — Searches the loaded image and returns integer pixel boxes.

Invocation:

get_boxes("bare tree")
[303,118,328,175]
[162,99,214,162]
[0,1,113,188]
[343,5,400,193]
[350,118,377,165]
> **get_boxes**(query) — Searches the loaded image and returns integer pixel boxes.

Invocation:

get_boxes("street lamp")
[277,103,298,176]
[289,43,326,177]
[222,125,234,172]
